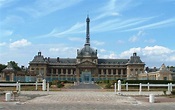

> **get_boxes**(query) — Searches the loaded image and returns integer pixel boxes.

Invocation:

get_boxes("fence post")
[47,83,49,94]
[118,80,121,92]
[168,83,170,92]
[139,83,142,95]
[42,79,46,91]
[16,82,19,91]
[170,83,173,92]
[18,83,21,93]
[147,83,150,91]
[126,82,128,91]
[35,81,38,91]
[114,83,117,94]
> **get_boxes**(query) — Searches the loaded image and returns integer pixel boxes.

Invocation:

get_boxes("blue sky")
[0,0,175,68]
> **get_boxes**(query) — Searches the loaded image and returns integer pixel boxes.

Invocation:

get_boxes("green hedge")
[171,90,175,95]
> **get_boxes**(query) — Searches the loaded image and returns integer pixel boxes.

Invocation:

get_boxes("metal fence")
[13,76,126,82]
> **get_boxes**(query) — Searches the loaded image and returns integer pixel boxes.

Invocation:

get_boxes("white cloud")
[92,40,105,46]
[119,45,175,66]
[144,39,156,43]
[0,0,15,8]
[38,22,85,38]
[18,0,82,17]
[0,42,6,46]
[68,37,84,42]
[0,29,13,37]
[94,0,133,20]
[49,47,77,53]
[129,30,145,42]
[0,15,24,26]
[127,18,175,31]
[117,40,125,44]
[9,39,31,48]
[99,49,106,53]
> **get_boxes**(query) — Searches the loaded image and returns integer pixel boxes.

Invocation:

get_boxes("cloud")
[0,0,15,8]
[92,40,105,46]
[49,46,77,57]
[99,49,106,53]
[126,18,175,31]
[38,22,85,38]
[117,40,125,44]
[0,29,13,37]
[93,0,133,20]
[0,42,6,46]
[119,45,175,66]
[18,0,82,17]
[0,15,24,27]
[68,37,84,42]
[144,39,156,43]
[9,39,31,48]
[129,30,145,42]
[91,16,156,33]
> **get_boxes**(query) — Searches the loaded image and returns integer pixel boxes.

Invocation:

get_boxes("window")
[164,77,167,80]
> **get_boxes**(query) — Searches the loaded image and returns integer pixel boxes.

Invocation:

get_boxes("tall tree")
[9,61,21,71]
[0,64,7,72]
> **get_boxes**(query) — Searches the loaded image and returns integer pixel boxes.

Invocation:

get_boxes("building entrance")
[81,72,92,84]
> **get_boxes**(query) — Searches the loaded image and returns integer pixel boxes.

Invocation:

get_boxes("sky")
[0,0,175,68]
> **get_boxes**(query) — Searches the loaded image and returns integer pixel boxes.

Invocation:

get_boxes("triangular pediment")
[77,60,96,67]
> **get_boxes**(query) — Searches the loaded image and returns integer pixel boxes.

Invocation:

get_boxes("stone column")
[101,69,103,75]
[111,69,113,75]
[51,69,53,74]
[61,69,63,75]
[76,68,80,82]
[56,69,58,74]
[66,69,68,75]
[121,69,123,76]
[71,69,73,75]
[106,69,108,75]
[116,69,118,75]
[11,73,14,81]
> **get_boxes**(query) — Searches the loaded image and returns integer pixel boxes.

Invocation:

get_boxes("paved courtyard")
[0,91,175,110]
[68,83,101,89]
[0,84,175,110]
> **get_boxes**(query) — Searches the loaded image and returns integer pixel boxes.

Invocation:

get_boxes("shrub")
[124,80,175,84]
[57,81,64,88]
[163,91,166,95]
[171,90,175,95]
[105,83,112,89]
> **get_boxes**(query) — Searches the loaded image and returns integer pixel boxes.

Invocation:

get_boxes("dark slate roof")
[98,59,129,64]
[30,52,47,64]
[48,58,76,64]
[2,62,15,72]
[127,53,144,64]
[32,56,46,62]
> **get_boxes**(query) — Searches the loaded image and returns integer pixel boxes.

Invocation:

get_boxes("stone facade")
[138,64,175,80]
[0,62,15,81]
[29,16,145,83]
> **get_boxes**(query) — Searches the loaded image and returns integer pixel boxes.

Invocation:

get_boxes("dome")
[77,45,97,57]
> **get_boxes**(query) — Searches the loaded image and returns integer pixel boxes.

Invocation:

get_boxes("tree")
[0,64,7,72]
[9,61,21,71]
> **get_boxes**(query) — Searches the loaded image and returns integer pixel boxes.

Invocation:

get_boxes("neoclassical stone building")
[29,16,145,83]
[138,64,175,80]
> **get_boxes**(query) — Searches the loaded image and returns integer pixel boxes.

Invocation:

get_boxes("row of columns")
[51,68,75,75]
[100,69,125,75]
